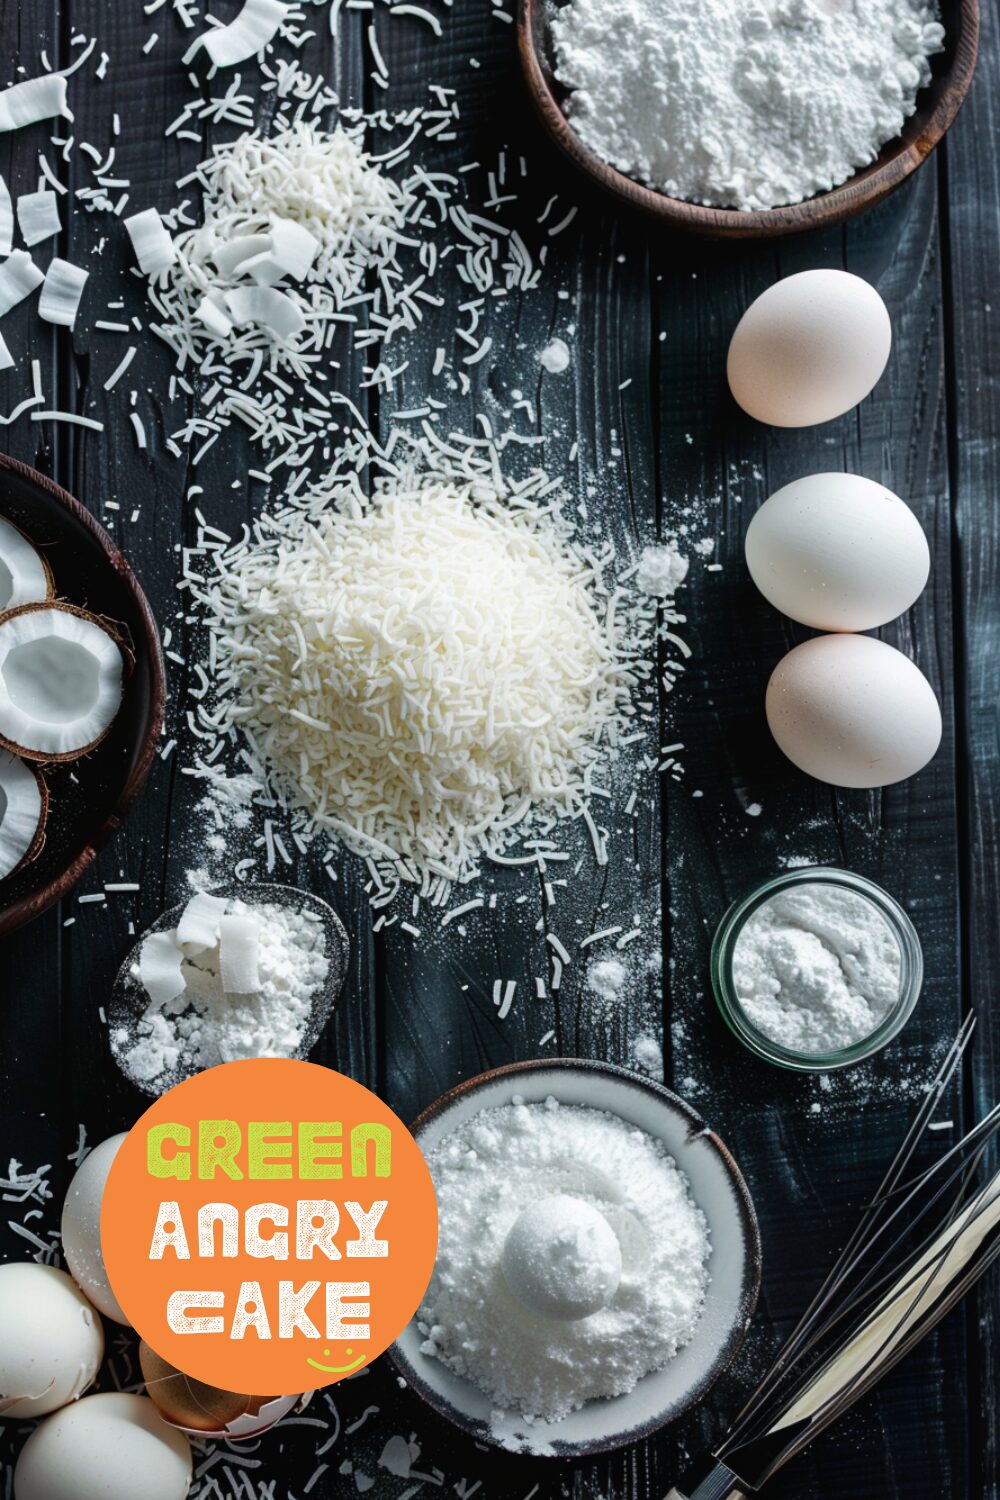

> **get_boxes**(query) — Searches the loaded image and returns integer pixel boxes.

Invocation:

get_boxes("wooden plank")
[656,170,966,1496]
[939,1,1000,1494]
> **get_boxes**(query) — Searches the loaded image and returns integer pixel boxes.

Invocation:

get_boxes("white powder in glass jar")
[732,882,903,1053]
[416,1096,710,1426]
[551,0,945,211]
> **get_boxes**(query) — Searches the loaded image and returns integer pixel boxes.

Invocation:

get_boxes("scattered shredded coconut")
[416,1095,710,1428]
[551,0,945,211]
[732,881,904,1053]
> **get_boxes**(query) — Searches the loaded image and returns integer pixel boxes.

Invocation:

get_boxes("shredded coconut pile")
[146,119,413,372]
[416,1095,710,1429]
[116,896,330,1090]
[193,470,636,886]
[551,0,945,211]
[732,882,903,1052]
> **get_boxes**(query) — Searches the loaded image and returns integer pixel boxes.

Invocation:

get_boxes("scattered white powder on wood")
[551,0,945,211]
[197,478,631,885]
[119,898,329,1088]
[416,1095,710,1428]
[586,956,627,1003]
[636,541,688,598]
[539,336,570,373]
[732,882,902,1053]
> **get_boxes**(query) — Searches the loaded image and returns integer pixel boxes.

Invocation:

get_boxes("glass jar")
[710,866,923,1072]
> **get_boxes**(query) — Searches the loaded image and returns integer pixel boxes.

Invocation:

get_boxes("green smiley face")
[306,1346,367,1375]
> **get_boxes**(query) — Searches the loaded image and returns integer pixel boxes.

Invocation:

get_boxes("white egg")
[745,474,930,631]
[766,635,941,788]
[61,1133,129,1325]
[727,270,891,427]
[14,1393,191,1500]
[0,1264,103,1420]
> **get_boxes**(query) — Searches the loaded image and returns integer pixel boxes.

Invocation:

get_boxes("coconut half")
[0,602,129,761]
[0,515,52,611]
[0,748,47,880]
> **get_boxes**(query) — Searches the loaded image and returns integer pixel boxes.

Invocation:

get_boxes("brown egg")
[139,1341,280,1432]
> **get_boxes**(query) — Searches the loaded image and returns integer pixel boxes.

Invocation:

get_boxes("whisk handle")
[665,1458,754,1500]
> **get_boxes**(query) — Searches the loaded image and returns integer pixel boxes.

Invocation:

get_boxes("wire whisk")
[668,1016,1000,1500]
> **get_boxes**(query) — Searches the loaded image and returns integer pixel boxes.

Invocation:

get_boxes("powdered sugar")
[416,1095,710,1427]
[732,881,902,1052]
[551,0,945,211]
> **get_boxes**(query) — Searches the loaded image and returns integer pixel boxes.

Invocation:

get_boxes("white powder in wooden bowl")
[416,1095,710,1425]
[732,882,902,1053]
[551,0,945,211]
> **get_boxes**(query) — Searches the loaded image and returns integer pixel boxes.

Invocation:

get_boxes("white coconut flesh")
[0,748,44,879]
[0,515,50,611]
[0,607,125,759]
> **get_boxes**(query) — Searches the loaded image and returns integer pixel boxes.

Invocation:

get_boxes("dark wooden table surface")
[2,2,999,1497]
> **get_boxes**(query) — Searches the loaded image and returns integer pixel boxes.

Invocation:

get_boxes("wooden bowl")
[0,454,165,933]
[518,0,979,238]
[391,1058,761,1458]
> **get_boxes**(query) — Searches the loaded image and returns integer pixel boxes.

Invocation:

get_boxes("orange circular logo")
[102,1059,437,1393]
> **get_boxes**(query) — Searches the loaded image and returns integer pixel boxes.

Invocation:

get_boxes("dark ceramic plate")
[518,0,979,238]
[0,453,165,934]
[391,1058,762,1458]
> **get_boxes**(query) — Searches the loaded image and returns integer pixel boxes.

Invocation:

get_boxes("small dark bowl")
[0,453,165,933]
[518,0,979,238]
[390,1058,761,1458]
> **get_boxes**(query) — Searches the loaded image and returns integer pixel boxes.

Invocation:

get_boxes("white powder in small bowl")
[416,1095,710,1424]
[731,882,903,1054]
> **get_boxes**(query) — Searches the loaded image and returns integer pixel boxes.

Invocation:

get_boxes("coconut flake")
[0,333,13,372]
[176,891,229,952]
[218,911,260,993]
[124,207,177,275]
[183,0,290,69]
[0,252,43,316]
[38,258,88,329]
[194,295,234,339]
[225,284,304,340]
[212,233,271,276]
[0,76,70,133]
[0,176,12,257]
[17,189,60,247]
[138,929,187,1008]
[246,217,319,284]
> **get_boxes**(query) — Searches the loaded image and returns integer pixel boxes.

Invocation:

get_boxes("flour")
[732,882,902,1052]
[539,336,570,373]
[416,1096,710,1427]
[636,542,688,598]
[118,898,330,1090]
[551,0,945,211]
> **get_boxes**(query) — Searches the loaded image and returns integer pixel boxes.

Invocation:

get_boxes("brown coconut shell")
[0,600,134,764]
[139,1341,281,1432]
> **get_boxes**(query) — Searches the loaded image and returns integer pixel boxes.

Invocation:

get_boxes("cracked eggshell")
[0,1263,104,1420]
[139,1341,293,1437]
[727,270,891,428]
[0,515,52,611]
[14,1393,191,1500]
[61,1133,130,1326]
[0,601,130,763]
